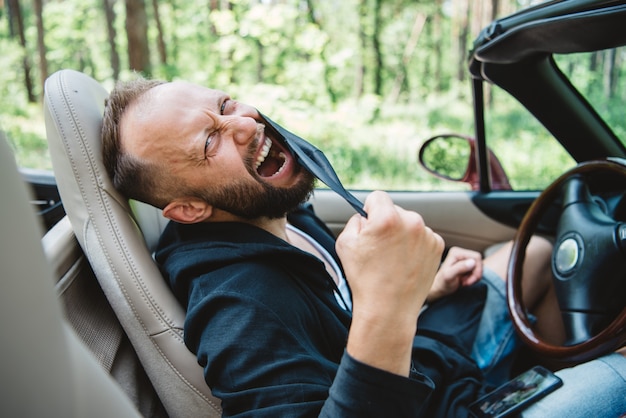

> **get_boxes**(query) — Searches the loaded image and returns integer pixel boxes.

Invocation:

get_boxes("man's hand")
[427,246,483,303]
[336,191,444,377]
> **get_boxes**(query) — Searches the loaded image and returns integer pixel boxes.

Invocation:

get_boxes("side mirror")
[418,134,512,191]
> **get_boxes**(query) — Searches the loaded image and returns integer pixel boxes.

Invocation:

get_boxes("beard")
[191,141,316,219]
[205,170,315,219]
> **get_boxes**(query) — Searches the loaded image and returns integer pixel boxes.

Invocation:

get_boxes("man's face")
[120,81,314,219]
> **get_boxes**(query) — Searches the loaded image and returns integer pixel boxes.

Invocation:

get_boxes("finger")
[448,258,476,277]
[336,212,363,255]
[342,212,364,234]
[461,260,483,286]
[362,190,395,219]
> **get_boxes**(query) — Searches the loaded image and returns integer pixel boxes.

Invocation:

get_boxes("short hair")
[101,77,174,209]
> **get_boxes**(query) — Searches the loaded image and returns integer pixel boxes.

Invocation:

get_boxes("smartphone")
[469,365,563,418]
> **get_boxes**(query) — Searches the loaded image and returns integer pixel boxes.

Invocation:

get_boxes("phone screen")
[469,366,563,418]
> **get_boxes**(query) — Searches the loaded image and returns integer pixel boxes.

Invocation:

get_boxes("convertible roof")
[468,0,626,168]
[470,0,626,70]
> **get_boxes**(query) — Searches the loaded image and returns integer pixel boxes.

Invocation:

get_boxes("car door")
[20,168,65,234]
[310,188,519,253]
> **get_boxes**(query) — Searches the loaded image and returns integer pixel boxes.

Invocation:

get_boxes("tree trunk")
[433,0,443,91]
[125,0,151,75]
[102,0,121,80]
[372,0,383,96]
[389,13,426,104]
[255,38,263,83]
[304,0,337,104]
[208,0,219,35]
[151,0,167,65]
[33,0,48,99]
[7,0,36,102]
[491,0,500,19]
[355,0,367,98]
[455,0,470,82]
[604,48,618,98]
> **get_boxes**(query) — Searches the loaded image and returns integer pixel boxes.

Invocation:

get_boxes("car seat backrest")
[43,69,221,417]
[130,200,170,253]
[0,133,142,418]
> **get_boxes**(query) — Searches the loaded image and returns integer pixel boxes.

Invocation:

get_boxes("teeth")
[277,152,286,173]
[254,139,288,176]
[255,138,272,168]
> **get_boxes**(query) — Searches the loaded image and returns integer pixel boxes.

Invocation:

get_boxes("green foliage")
[0,0,621,194]
[555,51,626,142]
[1,103,51,170]
[485,88,576,190]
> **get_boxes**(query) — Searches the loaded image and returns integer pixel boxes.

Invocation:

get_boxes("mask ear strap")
[258,111,367,218]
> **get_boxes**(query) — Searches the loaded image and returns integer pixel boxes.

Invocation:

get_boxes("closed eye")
[220,99,229,115]
[204,132,217,159]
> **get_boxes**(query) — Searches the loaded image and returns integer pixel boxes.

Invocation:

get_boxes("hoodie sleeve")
[182,264,435,418]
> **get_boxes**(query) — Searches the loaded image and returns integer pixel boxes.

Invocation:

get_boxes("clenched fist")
[336,191,444,376]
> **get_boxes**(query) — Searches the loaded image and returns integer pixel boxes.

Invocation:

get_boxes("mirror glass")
[419,135,471,181]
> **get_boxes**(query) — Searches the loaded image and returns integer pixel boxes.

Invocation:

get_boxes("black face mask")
[258,112,367,218]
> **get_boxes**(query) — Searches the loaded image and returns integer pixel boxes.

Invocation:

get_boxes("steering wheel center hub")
[554,235,581,275]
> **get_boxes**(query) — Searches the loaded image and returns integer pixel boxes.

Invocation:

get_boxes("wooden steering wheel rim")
[507,159,626,364]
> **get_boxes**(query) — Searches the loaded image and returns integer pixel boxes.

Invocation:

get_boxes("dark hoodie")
[155,204,488,417]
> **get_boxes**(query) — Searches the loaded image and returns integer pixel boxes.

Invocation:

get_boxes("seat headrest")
[43,69,220,417]
[42,69,167,250]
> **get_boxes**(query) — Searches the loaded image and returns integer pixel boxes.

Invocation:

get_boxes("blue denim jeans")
[522,353,626,417]
[471,268,523,386]
[472,268,626,417]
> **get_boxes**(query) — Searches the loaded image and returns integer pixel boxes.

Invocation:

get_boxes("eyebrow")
[213,91,231,114]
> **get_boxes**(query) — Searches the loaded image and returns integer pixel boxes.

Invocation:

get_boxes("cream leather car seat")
[43,69,221,417]
[0,133,141,417]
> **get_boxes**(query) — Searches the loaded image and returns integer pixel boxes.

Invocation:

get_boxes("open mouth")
[255,137,288,178]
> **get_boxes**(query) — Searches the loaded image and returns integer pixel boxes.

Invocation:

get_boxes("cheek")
[216,148,257,181]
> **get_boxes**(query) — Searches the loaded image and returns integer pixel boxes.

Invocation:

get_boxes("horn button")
[554,234,582,276]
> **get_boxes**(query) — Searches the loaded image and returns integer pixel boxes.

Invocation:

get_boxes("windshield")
[554,47,626,146]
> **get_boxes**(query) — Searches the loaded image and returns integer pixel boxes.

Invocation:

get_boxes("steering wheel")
[507,159,626,364]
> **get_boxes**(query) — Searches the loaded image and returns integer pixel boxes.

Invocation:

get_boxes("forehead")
[120,82,226,155]
[148,81,225,112]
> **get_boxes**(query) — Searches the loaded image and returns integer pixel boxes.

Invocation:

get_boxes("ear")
[162,198,213,224]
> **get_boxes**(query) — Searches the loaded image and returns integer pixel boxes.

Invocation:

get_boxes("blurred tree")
[453,0,470,82]
[34,0,48,95]
[6,0,35,102]
[389,12,425,104]
[355,0,367,98]
[432,0,443,90]
[303,0,337,104]
[102,0,121,80]
[151,0,167,65]
[125,0,151,75]
[371,0,382,96]
[604,48,619,99]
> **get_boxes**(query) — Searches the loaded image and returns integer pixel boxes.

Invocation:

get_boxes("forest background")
[1,0,622,190]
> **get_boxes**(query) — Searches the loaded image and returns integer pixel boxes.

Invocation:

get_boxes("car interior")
[0,130,141,417]
[1,66,530,417]
[3,1,626,415]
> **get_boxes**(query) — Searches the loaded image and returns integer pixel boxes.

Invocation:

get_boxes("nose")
[220,115,259,146]
[229,101,259,119]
